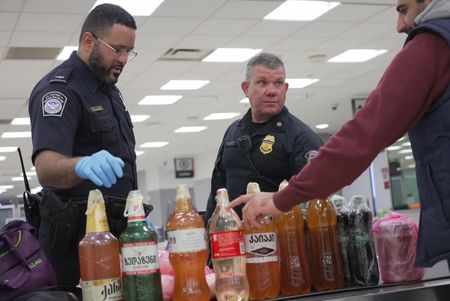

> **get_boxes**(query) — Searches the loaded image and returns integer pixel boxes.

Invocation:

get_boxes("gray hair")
[245,52,285,81]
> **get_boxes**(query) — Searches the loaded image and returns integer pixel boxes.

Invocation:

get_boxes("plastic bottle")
[209,188,249,301]
[273,180,311,296]
[119,190,163,300]
[306,198,344,291]
[331,194,353,287]
[165,184,211,301]
[348,195,379,286]
[79,189,123,301]
[243,182,280,300]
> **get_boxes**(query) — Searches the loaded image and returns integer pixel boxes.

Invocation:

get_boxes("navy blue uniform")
[28,51,137,286]
[204,107,323,224]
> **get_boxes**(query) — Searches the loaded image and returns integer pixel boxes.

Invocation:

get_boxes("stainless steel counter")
[270,277,450,301]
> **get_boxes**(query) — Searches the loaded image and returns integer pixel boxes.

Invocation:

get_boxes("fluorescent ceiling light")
[21,171,37,176]
[0,147,17,152]
[93,0,164,16]
[401,142,411,147]
[1,132,31,138]
[387,146,401,151]
[131,115,150,123]
[204,113,240,120]
[11,118,30,125]
[57,46,78,61]
[203,48,262,63]
[12,176,30,181]
[408,164,416,169]
[265,1,340,21]
[398,149,413,154]
[135,150,145,156]
[287,78,319,89]
[328,49,387,63]
[31,186,42,194]
[138,95,182,105]
[0,185,14,190]
[174,126,207,133]
[239,97,249,104]
[315,123,329,129]
[0,156,6,161]
[140,141,169,148]
[405,155,414,160]
[161,80,210,90]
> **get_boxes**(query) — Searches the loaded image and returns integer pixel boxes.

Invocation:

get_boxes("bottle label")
[82,277,123,301]
[121,241,160,275]
[210,230,245,259]
[244,231,278,263]
[167,228,207,253]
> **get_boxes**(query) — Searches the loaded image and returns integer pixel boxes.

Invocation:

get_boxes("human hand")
[75,150,124,188]
[228,192,282,228]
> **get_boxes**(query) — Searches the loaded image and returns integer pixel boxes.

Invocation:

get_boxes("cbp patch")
[305,150,318,162]
[42,91,67,117]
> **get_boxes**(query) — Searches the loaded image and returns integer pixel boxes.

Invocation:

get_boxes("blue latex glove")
[75,150,124,188]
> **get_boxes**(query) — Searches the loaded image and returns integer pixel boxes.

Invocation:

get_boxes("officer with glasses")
[28,3,139,286]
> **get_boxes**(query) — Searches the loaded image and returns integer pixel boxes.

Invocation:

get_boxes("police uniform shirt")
[205,106,323,220]
[28,51,137,198]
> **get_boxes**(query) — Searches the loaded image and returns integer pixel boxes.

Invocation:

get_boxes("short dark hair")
[79,3,137,42]
[245,52,285,81]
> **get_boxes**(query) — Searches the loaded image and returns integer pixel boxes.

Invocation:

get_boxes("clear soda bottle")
[243,182,280,301]
[306,198,344,291]
[331,194,353,287]
[273,180,312,296]
[79,189,123,301]
[209,188,249,301]
[348,195,379,286]
[165,184,211,301]
[119,190,163,300]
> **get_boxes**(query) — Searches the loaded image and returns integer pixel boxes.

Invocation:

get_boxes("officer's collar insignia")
[276,121,282,127]
[90,105,104,112]
[260,135,275,155]
[305,150,319,162]
[42,91,67,117]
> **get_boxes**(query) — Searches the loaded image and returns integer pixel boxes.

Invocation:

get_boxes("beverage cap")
[246,182,260,194]
[216,188,230,205]
[124,190,145,218]
[176,184,191,200]
[351,195,365,205]
[278,179,288,191]
[331,194,346,207]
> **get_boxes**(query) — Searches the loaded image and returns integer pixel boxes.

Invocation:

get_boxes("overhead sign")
[174,158,194,178]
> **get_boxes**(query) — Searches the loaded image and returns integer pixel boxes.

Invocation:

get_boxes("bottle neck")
[174,198,193,213]
[85,202,110,233]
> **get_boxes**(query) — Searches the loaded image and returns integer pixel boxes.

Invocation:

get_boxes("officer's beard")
[88,47,120,85]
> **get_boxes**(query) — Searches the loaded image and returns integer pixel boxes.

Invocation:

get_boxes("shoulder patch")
[305,150,318,162]
[42,91,67,117]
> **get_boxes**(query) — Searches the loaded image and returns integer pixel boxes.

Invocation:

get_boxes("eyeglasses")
[91,33,137,62]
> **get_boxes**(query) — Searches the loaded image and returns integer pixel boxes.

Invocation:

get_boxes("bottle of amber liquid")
[243,182,280,301]
[79,189,123,301]
[274,180,312,296]
[166,184,211,301]
[307,198,344,291]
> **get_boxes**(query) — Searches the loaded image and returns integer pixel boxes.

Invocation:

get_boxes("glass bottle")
[120,190,163,300]
[79,189,123,301]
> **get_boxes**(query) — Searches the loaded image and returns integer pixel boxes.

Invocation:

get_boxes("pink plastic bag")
[372,212,425,283]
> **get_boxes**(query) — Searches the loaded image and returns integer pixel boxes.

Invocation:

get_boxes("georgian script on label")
[167,228,207,253]
[244,232,278,263]
[81,278,123,301]
[121,241,160,275]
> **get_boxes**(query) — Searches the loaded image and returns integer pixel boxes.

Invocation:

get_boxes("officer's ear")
[80,32,96,51]
[241,81,249,97]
